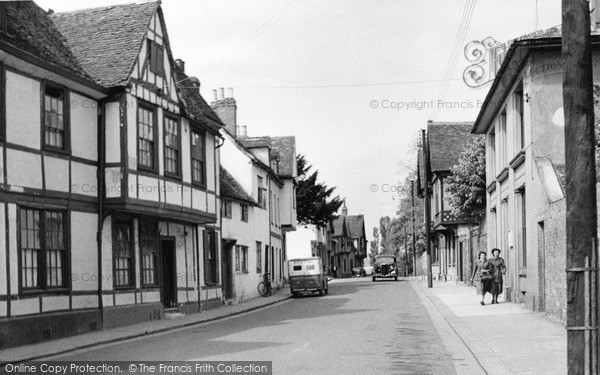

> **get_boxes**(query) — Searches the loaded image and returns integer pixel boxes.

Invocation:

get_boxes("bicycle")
[257,273,272,297]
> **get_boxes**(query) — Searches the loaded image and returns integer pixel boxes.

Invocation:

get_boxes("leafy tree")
[444,136,486,223]
[296,154,344,228]
[369,227,379,261]
[379,216,391,254]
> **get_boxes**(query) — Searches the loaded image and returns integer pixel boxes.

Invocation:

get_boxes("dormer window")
[148,40,164,76]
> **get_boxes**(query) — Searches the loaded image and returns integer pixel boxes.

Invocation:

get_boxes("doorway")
[160,237,177,308]
[221,239,236,300]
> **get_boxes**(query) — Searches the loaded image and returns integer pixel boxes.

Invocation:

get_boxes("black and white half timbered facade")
[0,2,223,348]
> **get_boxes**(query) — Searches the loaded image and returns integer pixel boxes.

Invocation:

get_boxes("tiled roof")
[51,2,159,87]
[173,65,223,133]
[2,2,89,78]
[238,137,271,149]
[332,216,346,237]
[428,122,479,172]
[220,166,257,205]
[239,136,296,178]
[345,215,365,239]
[270,136,296,178]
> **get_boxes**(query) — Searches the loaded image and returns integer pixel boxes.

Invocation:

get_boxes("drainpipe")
[267,175,272,289]
[196,226,202,313]
[97,100,106,327]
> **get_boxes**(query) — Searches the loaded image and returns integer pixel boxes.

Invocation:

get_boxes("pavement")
[0,289,292,365]
[410,278,567,375]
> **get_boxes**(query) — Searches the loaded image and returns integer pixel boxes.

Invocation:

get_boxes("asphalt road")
[49,278,456,374]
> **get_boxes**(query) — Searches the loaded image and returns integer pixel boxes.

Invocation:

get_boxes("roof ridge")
[52,1,159,15]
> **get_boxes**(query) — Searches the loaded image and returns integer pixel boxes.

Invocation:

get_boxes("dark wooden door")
[221,240,235,300]
[161,237,177,308]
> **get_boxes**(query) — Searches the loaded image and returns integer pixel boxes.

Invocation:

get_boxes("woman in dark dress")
[470,251,492,305]
[488,248,506,304]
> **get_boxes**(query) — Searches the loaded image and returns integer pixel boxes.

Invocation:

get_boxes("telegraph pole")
[422,129,433,288]
[411,180,417,277]
[562,0,598,373]
[404,225,408,277]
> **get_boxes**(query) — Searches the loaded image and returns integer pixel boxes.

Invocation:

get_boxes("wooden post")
[404,225,408,276]
[411,180,417,277]
[422,129,433,288]
[562,0,598,373]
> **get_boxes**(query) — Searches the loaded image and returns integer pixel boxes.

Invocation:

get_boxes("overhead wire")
[235,78,461,89]
[428,0,472,120]
[432,0,476,122]
[429,0,477,122]
[199,0,301,74]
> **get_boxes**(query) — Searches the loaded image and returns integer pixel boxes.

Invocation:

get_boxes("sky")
[36,0,563,241]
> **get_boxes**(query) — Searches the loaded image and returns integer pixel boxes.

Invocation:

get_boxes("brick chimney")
[210,87,237,137]
[341,202,348,216]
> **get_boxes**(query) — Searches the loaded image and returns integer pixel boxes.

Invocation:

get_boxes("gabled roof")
[428,122,478,173]
[345,215,365,239]
[2,2,89,79]
[270,136,296,178]
[239,136,296,178]
[220,166,257,206]
[51,2,159,87]
[172,65,223,134]
[332,216,346,237]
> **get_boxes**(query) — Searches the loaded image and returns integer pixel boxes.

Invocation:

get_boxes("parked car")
[352,267,366,277]
[372,255,398,281]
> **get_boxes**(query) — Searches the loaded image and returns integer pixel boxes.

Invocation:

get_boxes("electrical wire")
[429,0,477,122]
[432,0,476,122]
[199,0,301,74]
[234,78,461,89]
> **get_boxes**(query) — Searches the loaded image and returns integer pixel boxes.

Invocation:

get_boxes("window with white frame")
[43,83,68,151]
[19,207,69,291]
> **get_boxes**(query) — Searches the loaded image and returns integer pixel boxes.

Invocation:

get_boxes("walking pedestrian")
[488,248,506,304]
[471,251,492,305]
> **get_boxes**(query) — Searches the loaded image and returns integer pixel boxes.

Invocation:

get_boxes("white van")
[288,257,328,297]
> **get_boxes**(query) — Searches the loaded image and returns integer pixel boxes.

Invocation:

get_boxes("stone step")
[164,308,185,319]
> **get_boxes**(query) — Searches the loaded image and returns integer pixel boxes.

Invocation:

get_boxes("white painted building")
[214,91,297,301]
[286,224,329,260]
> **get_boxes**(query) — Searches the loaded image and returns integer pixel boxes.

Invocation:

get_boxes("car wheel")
[394,276,398,281]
